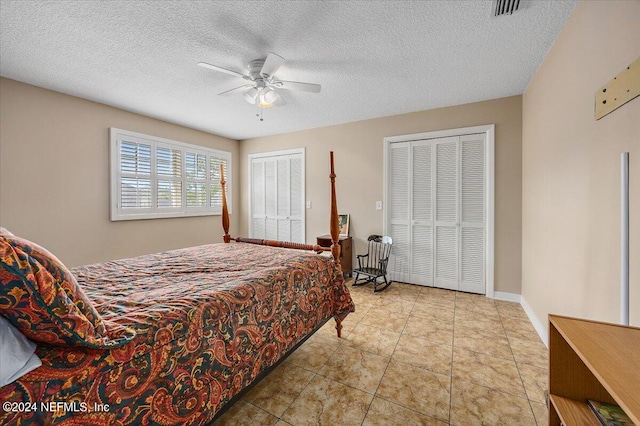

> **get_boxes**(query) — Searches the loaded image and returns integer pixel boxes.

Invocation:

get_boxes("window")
[110,128,231,221]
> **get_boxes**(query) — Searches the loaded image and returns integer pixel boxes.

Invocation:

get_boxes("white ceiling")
[0,0,576,141]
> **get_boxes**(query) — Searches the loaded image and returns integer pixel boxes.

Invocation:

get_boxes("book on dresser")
[588,400,636,426]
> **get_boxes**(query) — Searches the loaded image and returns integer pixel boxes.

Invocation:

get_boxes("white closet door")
[251,160,266,238]
[388,142,410,283]
[264,159,278,240]
[434,137,459,291]
[276,157,291,241]
[410,141,433,285]
[289,155,304,243]
[250,150,305,244]
[459,134,485,293]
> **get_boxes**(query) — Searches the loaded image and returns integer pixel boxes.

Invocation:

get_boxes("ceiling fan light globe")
[243,87,259,104]
[262,88,279,104]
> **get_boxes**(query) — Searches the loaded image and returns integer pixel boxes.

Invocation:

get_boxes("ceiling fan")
[198,53,321,110]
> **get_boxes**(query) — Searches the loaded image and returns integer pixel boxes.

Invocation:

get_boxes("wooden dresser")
[316,235,352,277]
[548,314,640,426]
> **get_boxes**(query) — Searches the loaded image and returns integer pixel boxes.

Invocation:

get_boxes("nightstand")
[316,235,352,277]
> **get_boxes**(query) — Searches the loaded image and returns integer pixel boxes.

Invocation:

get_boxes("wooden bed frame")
[219,151,344,337]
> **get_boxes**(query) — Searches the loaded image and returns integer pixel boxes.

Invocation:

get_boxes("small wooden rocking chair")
[352,235,393,292]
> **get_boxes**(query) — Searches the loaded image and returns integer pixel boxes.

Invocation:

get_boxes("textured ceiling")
[0,0,576,140]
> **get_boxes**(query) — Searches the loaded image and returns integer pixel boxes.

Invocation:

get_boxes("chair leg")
[352,272,366,286]
[373,274,392,292]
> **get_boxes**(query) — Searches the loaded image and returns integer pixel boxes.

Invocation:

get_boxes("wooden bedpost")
[329,151,341,262]
[329,151,343,338]
[220,163,231,243]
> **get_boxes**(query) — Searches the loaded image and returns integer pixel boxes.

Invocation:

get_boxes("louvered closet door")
[251,160,266,238]
[459,134,485,293]
[250,151,304,244]
[410,141,434,286]
[264,159,278,240]
[434,137,459,291]
[388,142,410,283]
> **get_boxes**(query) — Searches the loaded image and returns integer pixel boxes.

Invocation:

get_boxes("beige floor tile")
[404,316,454,346]
[376,360,450,422]
[530,401,549,426]
[450,378,536,426]
[212,400,278,426]
[502,316,543,342]
[454,303,499,318]
[282,375,373,426]
[419,286,457,300]
[411,300,455,322]
[319,344,390,394]
[416,288,456,309]
[454,315,506,337]
[363,397,447,426]
[380,284,421,301]
[372,295,416,314]
[495,300,530,321]
[391,334,452,376]
[344,323,401,357]
[360,307,410,333]
[286,334,341,372]
[452,347,526,397]
[518,362,548,404]
[244,362,315,417]
[456,301,501,320]
[217,282,549,425]
[454,327,513,359]
[510,336,549,369]
[315,318,353,340]
[348,291,380,309]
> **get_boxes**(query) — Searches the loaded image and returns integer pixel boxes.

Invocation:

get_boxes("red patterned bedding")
[0,242,354,425]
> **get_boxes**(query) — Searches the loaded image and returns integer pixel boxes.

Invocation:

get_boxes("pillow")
[0,230,106,336]
[0,235,135,348]
[0,229,106,339]
[0,315,42,387]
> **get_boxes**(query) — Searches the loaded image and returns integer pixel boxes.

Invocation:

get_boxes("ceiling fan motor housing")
[248,59,266,79]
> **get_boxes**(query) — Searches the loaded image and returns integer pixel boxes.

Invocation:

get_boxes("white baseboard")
[521,296,548,347]
[492,291,521,302]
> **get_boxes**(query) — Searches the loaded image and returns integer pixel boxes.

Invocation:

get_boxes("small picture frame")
[338,214,350,236]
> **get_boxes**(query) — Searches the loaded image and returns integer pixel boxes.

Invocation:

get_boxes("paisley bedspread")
[0,242,354,425]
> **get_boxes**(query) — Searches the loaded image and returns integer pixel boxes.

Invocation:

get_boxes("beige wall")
[241,95,523,295]
[0,78,240,267]
[522,0,640,337]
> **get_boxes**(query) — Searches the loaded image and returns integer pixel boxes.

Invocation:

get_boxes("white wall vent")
[493,0,521,16]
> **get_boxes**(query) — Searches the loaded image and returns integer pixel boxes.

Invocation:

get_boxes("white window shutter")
[119,140,152,210]
[156,146,182,209]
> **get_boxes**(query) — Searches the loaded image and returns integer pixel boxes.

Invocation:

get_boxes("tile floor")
[213,280,549,426]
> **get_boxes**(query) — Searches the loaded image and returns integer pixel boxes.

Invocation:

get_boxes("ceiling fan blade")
[198,62,250,80]
[260,53,285,77]
[218,84,254,96]
[274,80,321,93]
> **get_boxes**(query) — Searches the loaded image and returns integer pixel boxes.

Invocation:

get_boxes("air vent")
[493,0,520,16]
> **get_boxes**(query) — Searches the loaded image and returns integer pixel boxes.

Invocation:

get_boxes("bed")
[0,153,354,425]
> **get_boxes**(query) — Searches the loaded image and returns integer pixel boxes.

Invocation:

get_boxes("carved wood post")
[220,163,231,243]
[329,151,341,262]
